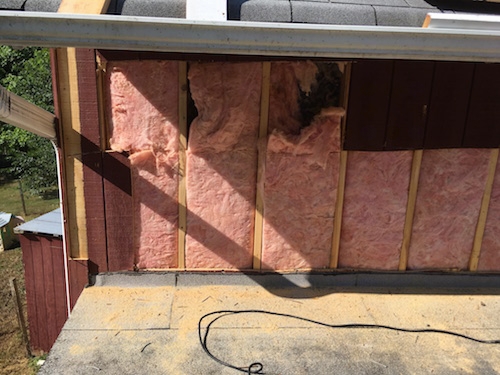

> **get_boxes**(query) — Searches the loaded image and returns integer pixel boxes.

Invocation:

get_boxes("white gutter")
[0,12,500,62]
[51,140,72,318]
[0,84,56,140]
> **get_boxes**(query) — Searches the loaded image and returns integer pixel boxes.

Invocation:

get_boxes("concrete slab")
[39,275,500,375]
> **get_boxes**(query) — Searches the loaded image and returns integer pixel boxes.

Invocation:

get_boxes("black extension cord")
[198,309,500,375]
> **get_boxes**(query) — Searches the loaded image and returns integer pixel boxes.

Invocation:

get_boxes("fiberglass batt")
[339,151,412,270]
[408,149,490,270]
[261,61,342,270]
[479,153,500,271]
[106,60,179,268]
[185,62,261,269]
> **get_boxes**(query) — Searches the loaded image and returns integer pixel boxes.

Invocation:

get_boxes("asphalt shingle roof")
[1,0,500,30]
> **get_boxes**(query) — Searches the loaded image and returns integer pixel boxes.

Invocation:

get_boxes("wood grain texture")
[399,149,423,270]
[424,62,474,149]
[343,60,393,151]
[58,0,111,14]
[68,259,88,310]
[330,150,348,268]
[76,48,108,273]
[385,61,434,150]
[469,149,499,271]
[54,48,87,259]
[463,63,500,148]
[103,152,134,271]
[253,61,270,270]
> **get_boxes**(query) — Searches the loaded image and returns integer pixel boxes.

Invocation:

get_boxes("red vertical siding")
[68,259,88,310]
[103,152,134,271]
[76,48,108,274]
[20,234,72,352]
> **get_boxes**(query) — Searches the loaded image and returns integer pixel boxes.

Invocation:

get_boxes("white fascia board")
[186,0,226,21]
[0,85,56,140]
[425,13,500,31]
[0,12,500,62]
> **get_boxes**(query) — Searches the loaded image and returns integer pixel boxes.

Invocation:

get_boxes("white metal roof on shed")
[15,208,63,237]
[0,212,13,228]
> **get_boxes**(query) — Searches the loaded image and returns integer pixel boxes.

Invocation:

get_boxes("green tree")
[0,46,57,196]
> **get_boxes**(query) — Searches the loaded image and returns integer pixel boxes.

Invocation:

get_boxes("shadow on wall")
[98,60,348,297]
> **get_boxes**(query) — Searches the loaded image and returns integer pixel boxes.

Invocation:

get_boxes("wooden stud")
[399,149,423,271]
[96,55,108,151]
[55,0,111,259]
[54,48,87,259]
[58,0,111,14]
[178,61,188,269]
[330,62,351,269]
[469,149,499,271]
[252,61,271,270]
[330,150,348,269]
[9,278,31,357]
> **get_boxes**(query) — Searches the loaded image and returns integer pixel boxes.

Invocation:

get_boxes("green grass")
[0,180,59,221]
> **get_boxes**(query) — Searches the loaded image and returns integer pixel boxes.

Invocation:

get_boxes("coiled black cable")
[198,309,500,375]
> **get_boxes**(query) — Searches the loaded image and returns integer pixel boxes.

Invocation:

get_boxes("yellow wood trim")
[96,55,108,151]
[178,61,188,269]
[58,0,111,14]
[252,62,271,270]
[56,0,110,259]
[399,149,423,271]
[330,150,348,269]
[55,48,87,259]
[469,148,499,271]
[330,62,351,269]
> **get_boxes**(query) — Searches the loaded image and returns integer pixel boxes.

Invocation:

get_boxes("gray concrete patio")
[39,273,500,374]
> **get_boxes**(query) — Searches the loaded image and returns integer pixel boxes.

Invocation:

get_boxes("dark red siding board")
[20,235,39,351]
[75,48,108,274]
[463,63,500,148]
[103,152,134,271]
[30,237,49,352]
[344,60,394,150]
[40,237,58,348]
[424,62,475,149]
[385,61,434,150]
[49,238,68,346]
[82,152,108,274]
[68,259,88,310]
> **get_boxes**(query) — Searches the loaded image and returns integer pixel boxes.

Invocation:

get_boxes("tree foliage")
[0,46,57,196]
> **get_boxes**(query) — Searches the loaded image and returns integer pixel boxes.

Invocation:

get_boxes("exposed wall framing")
[252,61,271,270]
[178,61,188,269]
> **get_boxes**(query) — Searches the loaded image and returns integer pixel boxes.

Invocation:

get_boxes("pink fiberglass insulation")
[262,110,342,270]
[106,60,179,154]
[185,62,261,269]
[130,151,178,268]
[106,60,179,269]
[478,154,500,271]
[408,149,490,270]
[338,151,412,270]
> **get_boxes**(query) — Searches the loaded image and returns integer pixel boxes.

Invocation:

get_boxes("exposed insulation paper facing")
[479,156,500,271]
[262,62,343,270]
[408,149,490,270]
[185,62,261,269]
[106,60,179,268]
[339,151,412,270]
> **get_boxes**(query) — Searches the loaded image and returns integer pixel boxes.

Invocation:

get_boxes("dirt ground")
[0,247,35,375]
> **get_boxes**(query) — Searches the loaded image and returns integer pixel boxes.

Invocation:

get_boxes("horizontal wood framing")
[344,60,500,151]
